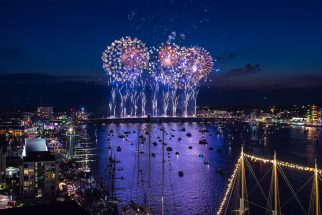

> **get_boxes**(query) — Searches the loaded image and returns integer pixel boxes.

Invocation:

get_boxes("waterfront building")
[22,138,57,199]
[0,126,24,137]
[0,144,6,186]
[306,104,319,126]
[5,156,23,198]
[75,107,89,122]
[290,117,306,125]
[66,127,76,157]
[196,107,232,118]
[37,107,54,120]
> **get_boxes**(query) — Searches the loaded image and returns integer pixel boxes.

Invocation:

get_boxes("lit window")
[24,169,29,175]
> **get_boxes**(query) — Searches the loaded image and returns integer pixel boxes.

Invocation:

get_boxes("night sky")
[1,0,322,110]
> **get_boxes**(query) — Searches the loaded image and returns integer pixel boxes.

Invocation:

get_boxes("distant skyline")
[0,0,322,108]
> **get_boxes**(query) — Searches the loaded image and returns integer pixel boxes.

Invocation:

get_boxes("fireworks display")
[155,43,182,86]
[102,36,150,83]
[180,47,214,88]
[102,37,214,118]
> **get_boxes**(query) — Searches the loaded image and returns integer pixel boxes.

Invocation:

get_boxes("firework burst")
[102,36,150,83]
[178,46,214,88]
[149,43,183,86]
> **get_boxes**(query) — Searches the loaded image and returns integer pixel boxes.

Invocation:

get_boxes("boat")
[314,136,319,145]
[186,132,192,137]
[178,171,184,177]
[216,168,224,175]
[315,140,319,145]
[188,146,193,149]
[122,200,152,215]
[166,146,173,152]
[199,138,208,145]
[117,146,122,152]
[199,126,209,132]
[204,161,210,165]
[118,134,125,138]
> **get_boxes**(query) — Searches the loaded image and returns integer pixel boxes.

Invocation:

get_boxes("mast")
[239,147,247,214]
[137,127,140,204]
[314,160,320,215]
[161,127,165,215]
[273,151,279,215]
[148,124,151,208]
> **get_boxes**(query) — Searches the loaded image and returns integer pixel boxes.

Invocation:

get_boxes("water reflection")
[88,122,321,214]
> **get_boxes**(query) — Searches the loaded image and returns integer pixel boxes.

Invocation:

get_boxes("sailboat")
[122,126,153,215]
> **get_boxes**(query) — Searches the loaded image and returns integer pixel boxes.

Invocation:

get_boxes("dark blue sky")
[0,0,321,108]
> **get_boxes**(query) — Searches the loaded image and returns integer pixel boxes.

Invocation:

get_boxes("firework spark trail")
[108,103,112,117]
[129,82,136,116]
[130,91,136,116]
[117,85,124,117]
[141,91,147,116]
[140,80,147,116]
[151,82,159,117]
[102,37,214,118]
[122,85,130,117]
[187,87,195,116]
[191,88,199,116]
[170,86,178,116]
[107,77,115,118]
[163,87,170,116]
[182,86,193,117]
[111,87,116,117]
[173,94,179,117]
[135,91,140,116]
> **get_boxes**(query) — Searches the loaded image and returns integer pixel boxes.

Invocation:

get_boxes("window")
[23,169,29,175]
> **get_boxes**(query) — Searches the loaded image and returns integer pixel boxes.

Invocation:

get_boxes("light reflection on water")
[89,122,321,214]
